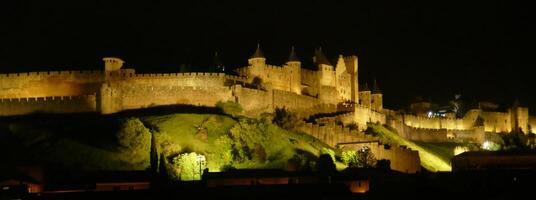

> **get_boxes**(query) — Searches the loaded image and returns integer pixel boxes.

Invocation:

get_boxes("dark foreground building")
[452,151,536,171]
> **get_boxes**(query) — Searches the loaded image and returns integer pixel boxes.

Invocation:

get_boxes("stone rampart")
[388,117,484,143]
[0,95,97,116]
[337,142,421,173]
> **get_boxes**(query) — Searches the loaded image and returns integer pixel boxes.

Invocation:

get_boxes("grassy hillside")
[142,114,331,172]
[0,113,334,176]
[368,124,452,172]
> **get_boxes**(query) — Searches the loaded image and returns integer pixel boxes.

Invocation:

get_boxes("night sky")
[0,0,533,110]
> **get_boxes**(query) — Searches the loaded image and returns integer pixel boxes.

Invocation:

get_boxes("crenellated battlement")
[0,94,97,116]
[0,70,103,80]
[132,72,226,78]
[0,94,96,103]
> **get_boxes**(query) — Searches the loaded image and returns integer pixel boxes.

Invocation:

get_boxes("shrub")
[342,146,377,168]
[116,117,151,150]
[273,107,303,131]
[356,146,377,168]
[216,101,243,117]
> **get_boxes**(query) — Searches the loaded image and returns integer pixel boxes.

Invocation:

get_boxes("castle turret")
[509,100,529,134]
[314,48,335,87]
[371,79,383,111]
[359,83,371,108]
[343,56,359,104]
[103,57,127,81]
[248,43,266,66]
[286,46,301,94]
[103,57,124,72]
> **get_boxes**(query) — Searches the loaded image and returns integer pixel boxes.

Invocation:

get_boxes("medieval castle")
[1,45,534,172]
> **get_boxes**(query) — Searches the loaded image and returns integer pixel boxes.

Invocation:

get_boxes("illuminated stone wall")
[481,111,511,133]
[312,105,386,132]
[338,142,421,173]
[300,69,320,97]
[388,118,485,143]
[299,122,376,147]
[0,95,97,116]
[237,63,295,92]
[0,71,103,98]
[529,116,536,134]
[401,108,531,135]
[508,107,529,133]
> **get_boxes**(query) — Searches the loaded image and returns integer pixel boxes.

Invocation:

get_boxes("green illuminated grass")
[369,124,452,172]
[143,114,331,171]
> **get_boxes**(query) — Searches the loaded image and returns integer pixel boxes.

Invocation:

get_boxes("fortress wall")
[402,114,466,130]
[234,86,273,116]
[0,95,97,116]
[129,72,228,88]
[299,122,376,147]
[318,86,339,105]
[354,106,386,131]
[300,69,319,96]
[272,89,328,117]
[510,107,530,133]
[388,118,484,143]
[224,75,249,84]
[0,70,104,98]
[481,111,511,133]
[113,84,234,111]
[338,142,421,173]
[263,65,292,92]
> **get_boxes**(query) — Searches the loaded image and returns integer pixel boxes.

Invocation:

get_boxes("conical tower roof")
[250,43,265,59]
[288,46,300,62]
[314,47,332,66]
[361,83,370,91]
[372,79,382,94]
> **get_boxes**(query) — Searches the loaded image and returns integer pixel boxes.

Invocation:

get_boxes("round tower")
[359,83,371,109]
[314,47,335,87]
[286,46,301,94]
[371,79,383,111]
[248,43,266,66]
[103,57,124,72]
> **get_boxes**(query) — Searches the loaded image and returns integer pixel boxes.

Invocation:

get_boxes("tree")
[229,118,269,162]
[115,118,151,166]
[342,147,378,168]
[116,117,151,150]
[273,107,303,131]
[341,150,358,167]
[172,152,205,181]
[357,146,377,168]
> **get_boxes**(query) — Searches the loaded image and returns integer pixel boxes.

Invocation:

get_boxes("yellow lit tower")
[286,46,302,94]
[247,43,267,81]
[371,79,383,112]
[359,82,371,109]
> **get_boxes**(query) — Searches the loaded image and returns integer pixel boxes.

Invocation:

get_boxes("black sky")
[0,0,533,110]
